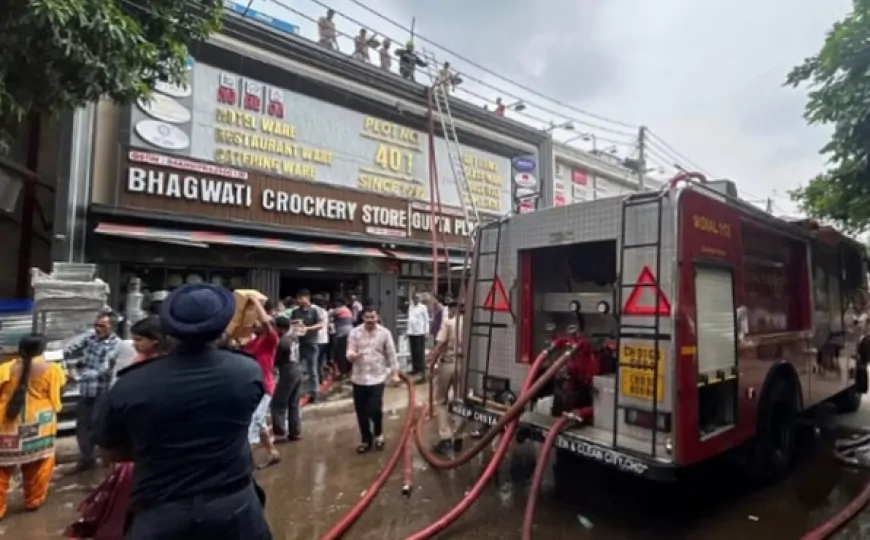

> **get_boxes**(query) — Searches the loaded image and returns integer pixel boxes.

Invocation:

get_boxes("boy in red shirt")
[243,296,281,469]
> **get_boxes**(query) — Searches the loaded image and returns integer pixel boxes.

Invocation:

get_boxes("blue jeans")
[300,343,319,397]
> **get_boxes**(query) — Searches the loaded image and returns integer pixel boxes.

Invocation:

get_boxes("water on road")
[2,408,869,539]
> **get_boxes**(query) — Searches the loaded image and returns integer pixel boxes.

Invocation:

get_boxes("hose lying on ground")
[300,361,340,408]
[521,407,592,540]
[801,440,870,540]
[319,342,574,539]
[403,347,574,540]
[319,372,417,540]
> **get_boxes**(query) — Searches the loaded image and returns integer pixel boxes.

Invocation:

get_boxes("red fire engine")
[450,173,868,481]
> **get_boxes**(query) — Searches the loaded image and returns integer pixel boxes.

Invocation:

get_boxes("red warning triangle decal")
[482,276,511,312]
[623,266,671,316]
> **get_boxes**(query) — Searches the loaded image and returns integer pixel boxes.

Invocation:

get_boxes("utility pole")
[765,197,773,214]
[638,125,647,191]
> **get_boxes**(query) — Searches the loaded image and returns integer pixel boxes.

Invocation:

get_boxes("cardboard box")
[225,289,266,342]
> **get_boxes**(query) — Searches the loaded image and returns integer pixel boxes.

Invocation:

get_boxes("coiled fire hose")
[320,342,576,540]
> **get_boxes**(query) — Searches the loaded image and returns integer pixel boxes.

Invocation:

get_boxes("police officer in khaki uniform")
[427,299,465,454]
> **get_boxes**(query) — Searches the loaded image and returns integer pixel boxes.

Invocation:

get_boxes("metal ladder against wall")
[614,190,669,458]
[421,49,480,242]
[462,220,505,408]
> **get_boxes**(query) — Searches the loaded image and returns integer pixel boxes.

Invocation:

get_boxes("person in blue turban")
[93,284,272,539]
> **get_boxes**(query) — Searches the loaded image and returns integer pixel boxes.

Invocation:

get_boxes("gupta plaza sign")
[118,151,474,244]
[124,60,512,214]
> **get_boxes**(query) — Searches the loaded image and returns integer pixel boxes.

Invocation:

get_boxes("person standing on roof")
[437,62,462,94]
[353,29,379,63]
[379,38,393,72]
[397,41,426,82]
[318,9,338,51]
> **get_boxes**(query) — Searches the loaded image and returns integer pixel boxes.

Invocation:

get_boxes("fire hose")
[320,340,578,540]
[300,361,340,408]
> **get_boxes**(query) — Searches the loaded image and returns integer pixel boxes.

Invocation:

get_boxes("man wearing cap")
[94,284,272,539]
[427,299,466,455]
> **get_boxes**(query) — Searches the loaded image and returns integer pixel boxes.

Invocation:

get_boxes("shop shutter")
[695,266,737,375]
[247,268,280,302]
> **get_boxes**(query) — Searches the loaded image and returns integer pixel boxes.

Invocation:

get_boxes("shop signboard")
[124,61,513,215]
[117,150,474,245]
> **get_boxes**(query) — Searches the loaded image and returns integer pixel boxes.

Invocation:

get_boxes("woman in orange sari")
[66,317,167,539]
[0,334,66,520]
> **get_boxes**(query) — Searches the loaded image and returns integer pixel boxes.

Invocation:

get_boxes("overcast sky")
[246,0,851,214]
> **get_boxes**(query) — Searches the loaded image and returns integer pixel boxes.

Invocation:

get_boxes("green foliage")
[786,0,870,232]
[0,0,223,151]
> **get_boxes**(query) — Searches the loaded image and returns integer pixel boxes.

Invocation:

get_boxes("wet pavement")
[3,406,870,539]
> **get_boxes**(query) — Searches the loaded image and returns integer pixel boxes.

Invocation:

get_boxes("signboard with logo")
[511,154,539,214]
[125,62,512,215]
[117,150,474,245]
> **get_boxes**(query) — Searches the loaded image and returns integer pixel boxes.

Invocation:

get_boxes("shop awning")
[94,223,389,258]
[382,249,466,265]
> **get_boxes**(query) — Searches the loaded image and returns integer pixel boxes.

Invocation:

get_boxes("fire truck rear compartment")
[522,238,671,462]
[462,196,677,468]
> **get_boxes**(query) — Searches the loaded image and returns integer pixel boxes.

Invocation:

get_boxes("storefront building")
[551,143,663,207]
[55,14,552,333]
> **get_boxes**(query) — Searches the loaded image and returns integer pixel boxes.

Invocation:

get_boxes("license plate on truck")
[619,344,665,402]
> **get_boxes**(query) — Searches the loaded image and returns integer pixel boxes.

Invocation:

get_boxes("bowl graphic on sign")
[135,120,190,151]
[514,172,537,189]
[137,93,192,124]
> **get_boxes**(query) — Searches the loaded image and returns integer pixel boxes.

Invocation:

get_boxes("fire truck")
[449,174,868,481]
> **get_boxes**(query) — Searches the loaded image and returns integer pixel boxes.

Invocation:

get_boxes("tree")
[1,0,223,151]
[786,0,870,232]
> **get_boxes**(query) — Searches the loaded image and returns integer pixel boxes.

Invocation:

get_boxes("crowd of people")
[0,282,465,538]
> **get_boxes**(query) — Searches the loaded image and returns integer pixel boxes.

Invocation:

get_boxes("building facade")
[550,143,663,208]
[49,14,552,334]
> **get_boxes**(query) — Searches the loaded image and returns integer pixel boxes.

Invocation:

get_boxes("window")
[695,265,736,374]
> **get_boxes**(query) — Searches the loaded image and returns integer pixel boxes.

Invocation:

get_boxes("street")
[3,396,870,539]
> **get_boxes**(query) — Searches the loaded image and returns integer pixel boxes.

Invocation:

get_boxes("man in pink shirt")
[243,296,281,469]
[347,305,400,453]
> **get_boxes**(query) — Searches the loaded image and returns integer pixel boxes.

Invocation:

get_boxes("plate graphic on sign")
[137,94,192,124]
[514,173,537,189]
[515,187,536,198]
[155,80,192,98]
[512,156,536,173]
[135,120,190,151]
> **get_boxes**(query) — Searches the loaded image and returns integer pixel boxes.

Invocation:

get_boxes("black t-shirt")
[290,306,321,345]
[274,335,295,369]
[95,346,264,508]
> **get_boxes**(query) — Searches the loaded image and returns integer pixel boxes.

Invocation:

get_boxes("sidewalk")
[55,380,429,464]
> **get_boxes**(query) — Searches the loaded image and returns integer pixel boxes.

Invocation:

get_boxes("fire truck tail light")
[623,407,671,432]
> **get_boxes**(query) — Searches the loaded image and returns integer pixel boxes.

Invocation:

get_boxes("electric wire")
[123,0,722,193]
[336,0,638,130]
[292,0,639,137]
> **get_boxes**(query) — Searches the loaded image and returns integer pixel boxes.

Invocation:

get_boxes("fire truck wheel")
[750,376,798,483]
[833,385,862,414]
